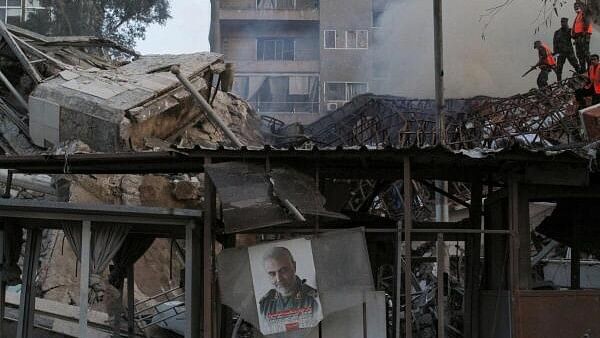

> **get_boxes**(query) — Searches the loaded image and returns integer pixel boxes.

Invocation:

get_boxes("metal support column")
[0,229,5,337]
[507,181,521,338]
[127,264,135,337]
[436,233,445,338]
[185,219,203,338]
[204,165,216,338]
[16,228,42,338]
[79,220,92,338]
[464,180,482,338]
[571,209,581,289]
[433,0,444,142]
[395,219,402,338]
[403,157,413,338]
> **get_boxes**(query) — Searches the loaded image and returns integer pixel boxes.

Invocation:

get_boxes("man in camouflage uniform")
[554,17,579,82]
[259,247,320,328]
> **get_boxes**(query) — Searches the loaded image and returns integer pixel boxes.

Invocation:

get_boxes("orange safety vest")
[588,64,600,94]
[540,43,556,67]
[573,11,593,35]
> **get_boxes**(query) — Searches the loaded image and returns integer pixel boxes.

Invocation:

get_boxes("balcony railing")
[249,101,319,114]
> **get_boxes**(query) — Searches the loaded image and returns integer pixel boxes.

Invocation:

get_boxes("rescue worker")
[572,1,593,73]
[575,54,600,107]
[532,40,557,88]
[259,247,320,326]
[554,17,579,82]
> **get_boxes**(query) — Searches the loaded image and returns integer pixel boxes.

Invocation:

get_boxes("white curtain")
[64,223,130,304]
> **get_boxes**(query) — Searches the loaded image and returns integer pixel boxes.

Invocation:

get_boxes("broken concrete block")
[172,180,199,200]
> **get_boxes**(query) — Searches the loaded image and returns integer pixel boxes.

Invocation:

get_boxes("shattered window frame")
[324,30,337,49]
[257,38,295,61]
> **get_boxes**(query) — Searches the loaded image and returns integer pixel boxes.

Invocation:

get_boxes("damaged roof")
[31,53,223,121]
[0,145,590,186]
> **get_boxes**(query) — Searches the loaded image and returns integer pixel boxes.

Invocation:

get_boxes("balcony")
[219,8,319,21]
[249,101,320,114]
[233,60,320,73]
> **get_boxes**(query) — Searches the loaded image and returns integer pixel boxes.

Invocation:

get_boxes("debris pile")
[272,83,588,152]
[466,81,584,149]
[0,22,266,336]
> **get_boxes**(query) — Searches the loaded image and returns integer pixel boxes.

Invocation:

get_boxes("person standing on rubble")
[532,40,557,88]
[554,17,579,82]
[575,54,600,106]
[572,1,593,73]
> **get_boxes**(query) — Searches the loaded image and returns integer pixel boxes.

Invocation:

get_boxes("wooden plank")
[403,156,413,338]
[0,21,42,83]
[12,34,72,70]
[16,228,41,338]
[79,220,91,338]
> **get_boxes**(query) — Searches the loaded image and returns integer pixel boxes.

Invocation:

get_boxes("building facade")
[0,0,47,24]
[210,0,391,124]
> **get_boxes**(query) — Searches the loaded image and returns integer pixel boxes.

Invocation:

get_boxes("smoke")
[374,0,600,98]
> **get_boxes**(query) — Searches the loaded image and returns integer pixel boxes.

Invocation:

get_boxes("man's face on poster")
[264,253,297,296]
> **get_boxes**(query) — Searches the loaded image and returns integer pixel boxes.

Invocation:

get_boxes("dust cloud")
[373,0,600,98]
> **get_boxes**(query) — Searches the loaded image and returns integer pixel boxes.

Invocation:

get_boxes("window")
[326,82,368,101]
[324,30,336,49]
[257,38,294,61]
[346,31,357,49]
[256,0,295,10]
[326,83,346,101]
[348,82,368,98]
[324,30,368,49]
[346,30,368,49]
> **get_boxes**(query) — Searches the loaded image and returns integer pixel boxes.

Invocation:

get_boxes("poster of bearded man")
[248,238,323,335]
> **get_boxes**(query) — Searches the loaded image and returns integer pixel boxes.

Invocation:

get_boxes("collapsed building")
[0,19,597,338]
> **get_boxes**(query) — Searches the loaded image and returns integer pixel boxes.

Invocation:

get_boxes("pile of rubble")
[0,21,266,336]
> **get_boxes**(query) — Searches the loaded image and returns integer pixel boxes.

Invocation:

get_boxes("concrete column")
[16,228,42,338]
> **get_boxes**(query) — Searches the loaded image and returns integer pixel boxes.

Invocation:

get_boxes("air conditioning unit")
[326,102,338,112]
